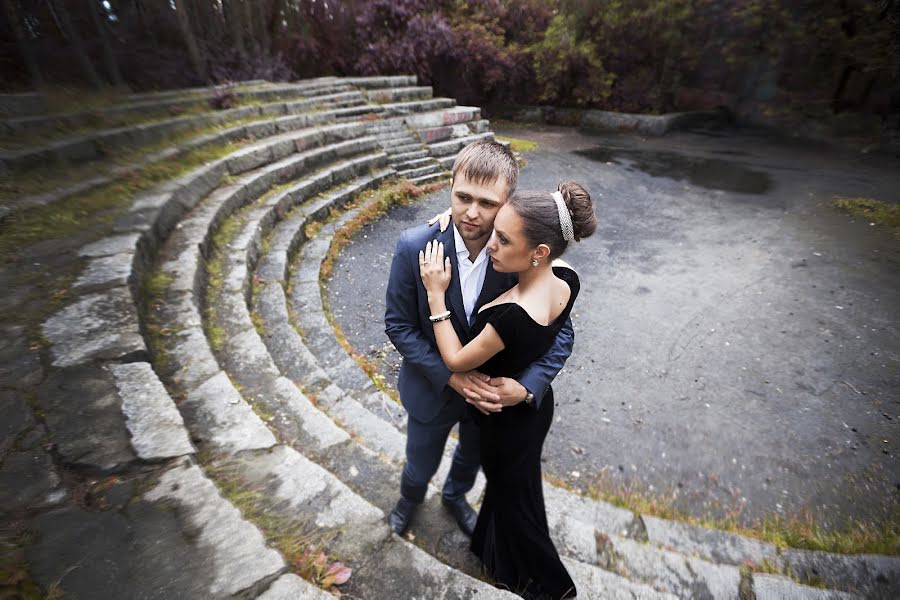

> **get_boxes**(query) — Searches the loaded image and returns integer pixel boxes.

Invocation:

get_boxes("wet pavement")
[325,124,900,530]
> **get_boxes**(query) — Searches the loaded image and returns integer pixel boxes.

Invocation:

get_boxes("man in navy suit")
[384,140,574,536]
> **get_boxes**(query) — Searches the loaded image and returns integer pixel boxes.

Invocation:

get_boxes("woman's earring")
[532,258,539,267]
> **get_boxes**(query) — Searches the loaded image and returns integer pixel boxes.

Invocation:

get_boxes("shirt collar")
[453,224,490,263]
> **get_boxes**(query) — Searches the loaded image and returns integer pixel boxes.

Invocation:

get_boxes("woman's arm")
[419,241,505,372]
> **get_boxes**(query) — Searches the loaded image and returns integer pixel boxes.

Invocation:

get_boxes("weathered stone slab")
[271,377,348,449]
[26,502,219,600]
[42,287,145,367]
[110,362,194,460]
[72,253,133,292]
[79,233,140,257]
[603,536,742,599]
[0,448,62,512]
[782,547,899,600]
[256,283,330,389]
[35,365,136,470]
[642,514,781,568]
[258,574,333,599]
[753,573,862,600]
[182,371,276,453]
[543,483,638,539]
[330,395,406,462]
[166,327,219,390]
[0,389,34,455]
[144,460,285,596]
[234,445,384,529]
[342,533,514,599]
[0,323,42,387]
[562,556,678,600]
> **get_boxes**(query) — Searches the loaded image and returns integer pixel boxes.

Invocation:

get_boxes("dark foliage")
[1,0,896,121]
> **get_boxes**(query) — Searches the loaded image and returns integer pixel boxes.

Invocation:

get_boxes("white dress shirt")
[453,224,490,325]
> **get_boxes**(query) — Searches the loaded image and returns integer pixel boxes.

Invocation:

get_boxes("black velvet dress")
[468,266,579,599]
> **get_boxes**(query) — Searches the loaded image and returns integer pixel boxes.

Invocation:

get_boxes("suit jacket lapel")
[441,226,469,337]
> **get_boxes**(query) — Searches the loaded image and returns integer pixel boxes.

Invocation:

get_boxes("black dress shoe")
[442,495,477,536]
[388,498,419,535]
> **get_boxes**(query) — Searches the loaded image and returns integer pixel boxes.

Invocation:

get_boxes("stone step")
[427,131,495,157]
[394,156,436,171]
[380,97,457,118]
[751,573,862,600]
[401,105,482,130]
[0,87,378,173]
[339,75,419,89]
[143,458,289,597]
[365,86,433,104]
[409,171,451,187]
[388,148,430,164]
[387,141,427,156]
[416,120,491,144]
[397,163,443,179]
[1,83,359,139]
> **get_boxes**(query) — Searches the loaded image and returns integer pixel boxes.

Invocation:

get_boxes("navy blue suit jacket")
[384,222,575,423]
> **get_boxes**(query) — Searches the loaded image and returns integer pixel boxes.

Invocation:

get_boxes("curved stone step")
[366,86,434,104]
[0,88,371,173]
[138,155,513,598]
[4,94,383,219]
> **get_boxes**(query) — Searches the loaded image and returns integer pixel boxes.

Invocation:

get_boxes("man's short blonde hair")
[451,139,518,198]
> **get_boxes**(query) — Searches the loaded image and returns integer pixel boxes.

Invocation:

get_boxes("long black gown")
[468,266,579,599]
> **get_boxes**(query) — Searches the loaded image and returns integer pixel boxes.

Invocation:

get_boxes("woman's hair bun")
[559,181,597,241]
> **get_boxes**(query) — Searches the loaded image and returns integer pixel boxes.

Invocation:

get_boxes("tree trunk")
[242,0,257,53]
[172,0,208,82]
[223,0,246,57]
[48,0,104,88]
[2,0,44,87]
[86,0,124,86]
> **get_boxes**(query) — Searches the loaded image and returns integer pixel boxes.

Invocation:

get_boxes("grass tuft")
[832,196,900,238]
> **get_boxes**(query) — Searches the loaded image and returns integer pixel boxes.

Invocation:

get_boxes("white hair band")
[552,191,576,242]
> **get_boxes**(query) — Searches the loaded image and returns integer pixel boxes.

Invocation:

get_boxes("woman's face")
[487,204,534,273]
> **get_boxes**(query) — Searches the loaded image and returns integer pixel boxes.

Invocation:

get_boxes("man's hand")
[488,377,529,407]
[448,371,502,415]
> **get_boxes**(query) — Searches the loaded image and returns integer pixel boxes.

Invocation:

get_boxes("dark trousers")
[400,397,481,504]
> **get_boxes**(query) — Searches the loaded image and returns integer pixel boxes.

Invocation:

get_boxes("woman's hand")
[426,208,452,232]
[419,240,451,296]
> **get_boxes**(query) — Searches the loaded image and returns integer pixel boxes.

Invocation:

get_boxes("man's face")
[449,172,508,244]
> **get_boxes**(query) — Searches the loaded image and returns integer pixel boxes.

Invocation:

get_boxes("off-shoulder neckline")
[476,266,578,328]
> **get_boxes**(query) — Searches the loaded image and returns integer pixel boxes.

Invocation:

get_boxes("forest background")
[2,0,898,129]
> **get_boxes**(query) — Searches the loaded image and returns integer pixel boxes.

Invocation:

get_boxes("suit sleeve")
[384,230,452,397]
[516,315,574,410]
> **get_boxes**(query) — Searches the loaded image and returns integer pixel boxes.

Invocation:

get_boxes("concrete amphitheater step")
[397,163,443,179]
[3,90,400,219]
[427,132,496,158]
[0,87,373,172]
[409,171,452,187]
[365,85,434,104]
[135,128,516,599]
[0,80,355,139]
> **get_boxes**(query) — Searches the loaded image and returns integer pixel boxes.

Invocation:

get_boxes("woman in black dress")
[419,182,597,599]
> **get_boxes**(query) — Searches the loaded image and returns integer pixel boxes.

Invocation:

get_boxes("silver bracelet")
[429,310,451,323]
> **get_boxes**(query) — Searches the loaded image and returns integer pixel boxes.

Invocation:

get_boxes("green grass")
[833,196,900,238]
[494,135,539,153]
